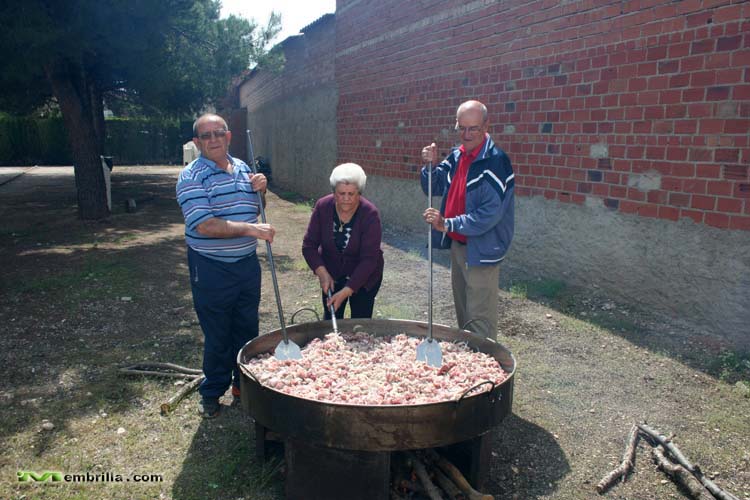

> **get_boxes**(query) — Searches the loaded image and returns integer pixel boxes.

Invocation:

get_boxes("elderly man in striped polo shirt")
[176,113,275,418]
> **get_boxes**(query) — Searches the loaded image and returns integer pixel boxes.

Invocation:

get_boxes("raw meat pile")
[243,331,509,405]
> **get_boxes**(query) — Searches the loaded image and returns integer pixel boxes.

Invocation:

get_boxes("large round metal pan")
[238,319,515,451]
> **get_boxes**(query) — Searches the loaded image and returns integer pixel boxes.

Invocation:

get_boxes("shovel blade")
[416,338,442,367]
[274,339,302,360]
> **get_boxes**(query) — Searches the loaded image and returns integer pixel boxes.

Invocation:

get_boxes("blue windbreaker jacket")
[420,135,515,266]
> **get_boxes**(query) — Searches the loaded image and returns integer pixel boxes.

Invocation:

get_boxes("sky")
[220,0,336,45]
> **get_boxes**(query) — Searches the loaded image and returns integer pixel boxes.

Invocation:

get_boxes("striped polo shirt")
[176,154,260,262]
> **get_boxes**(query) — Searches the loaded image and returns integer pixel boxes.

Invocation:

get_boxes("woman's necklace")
[336,209,353,232]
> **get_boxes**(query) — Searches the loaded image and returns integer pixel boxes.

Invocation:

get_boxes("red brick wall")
[335,0,750,230]
[240,14,335,111]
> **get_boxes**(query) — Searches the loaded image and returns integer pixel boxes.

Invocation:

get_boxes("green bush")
[0,116,191,166]
[0,117,72,165]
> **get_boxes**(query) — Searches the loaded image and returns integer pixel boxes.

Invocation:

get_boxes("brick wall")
[239,14,338,198]
[241,14,335,111]
[335,0,750,231]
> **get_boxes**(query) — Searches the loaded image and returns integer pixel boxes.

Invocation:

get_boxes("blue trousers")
[188,247,261,399]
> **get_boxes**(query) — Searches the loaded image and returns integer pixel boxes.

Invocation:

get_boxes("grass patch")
[509,283,527,299]
[406,248,424,261]
[290,259,310,273]
[111,233,139,244]
[17,257,137,302]
[291,200,314,213]
[528,279,566,299]
[374,302,420,320]
[707,350,750,384]
[507,279,566,300]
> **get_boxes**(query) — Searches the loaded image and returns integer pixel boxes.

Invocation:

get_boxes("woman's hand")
[328,287,353,312]
[314,266,334,293]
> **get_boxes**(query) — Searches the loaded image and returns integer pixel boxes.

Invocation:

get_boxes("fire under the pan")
[255,422,494,500]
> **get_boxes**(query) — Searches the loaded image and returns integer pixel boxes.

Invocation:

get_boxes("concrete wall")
[366,175,750,348]
[239,14,337,200]
[245,86,337,198]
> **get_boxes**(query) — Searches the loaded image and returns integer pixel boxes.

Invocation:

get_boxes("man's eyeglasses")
[196,129,228,140]
[455,125,482,135]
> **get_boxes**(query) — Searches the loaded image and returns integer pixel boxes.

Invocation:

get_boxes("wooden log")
[639,424,740,500]
[425,449,494,500]
[390,486,409,500]
[407,451,445,500]
[119,368,196,379]
[638,424,696,471]
[127,362,203,375]
[433,466,466,499]
[596,423,640,494]
[652,446,714,500]
[160,375,204,415]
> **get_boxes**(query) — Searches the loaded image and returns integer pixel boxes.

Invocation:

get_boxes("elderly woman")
[302,163,384,319]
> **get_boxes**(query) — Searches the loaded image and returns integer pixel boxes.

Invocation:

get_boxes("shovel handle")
[427,162,433,341]
[327,289,339,334]
[247,129,289,343]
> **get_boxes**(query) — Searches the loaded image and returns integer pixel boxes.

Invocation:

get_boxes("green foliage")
[104,118,192,165]
[509,283,528,299]
[0,116,192,165]
[0,1,280,217]
[508,279,566,300]
[0,117,72,165]
[0,1,280,116]
[709,350,750,384]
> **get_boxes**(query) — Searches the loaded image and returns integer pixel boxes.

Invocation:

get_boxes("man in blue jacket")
[420,100,514,340]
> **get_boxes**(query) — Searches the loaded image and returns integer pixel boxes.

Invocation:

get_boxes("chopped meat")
[242,331,508,406]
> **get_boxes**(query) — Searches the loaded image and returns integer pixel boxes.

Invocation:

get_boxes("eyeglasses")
[455,125,482,135]
[196,129,228,140]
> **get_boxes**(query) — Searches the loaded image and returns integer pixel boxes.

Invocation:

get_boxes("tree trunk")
[44,57,109,220]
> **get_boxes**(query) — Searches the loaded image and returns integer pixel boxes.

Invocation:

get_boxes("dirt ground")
[1,165,748,500]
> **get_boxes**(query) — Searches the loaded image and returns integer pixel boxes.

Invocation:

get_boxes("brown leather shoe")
[198,398,221,418]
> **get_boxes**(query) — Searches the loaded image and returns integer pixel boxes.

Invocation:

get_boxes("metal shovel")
[326,289,339,335]
[246,130,302,361]
[416,162,442,367]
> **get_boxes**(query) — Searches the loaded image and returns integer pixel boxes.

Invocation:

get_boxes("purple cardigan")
[302,194,384,293]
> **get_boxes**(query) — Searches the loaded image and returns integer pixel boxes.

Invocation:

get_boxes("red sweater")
[444,138,486,243]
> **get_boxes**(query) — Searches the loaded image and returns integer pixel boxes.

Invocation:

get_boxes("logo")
[17,471,64,482]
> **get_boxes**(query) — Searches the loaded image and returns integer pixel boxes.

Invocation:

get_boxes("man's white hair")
[192,113,228,137]
[330,163,367,193]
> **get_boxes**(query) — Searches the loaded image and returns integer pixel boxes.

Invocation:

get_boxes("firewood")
[425,449,494,500]
[160,375,205,415]
[433,466,466,499]
[638,424,696,471]
[596,423,640,494]
[127,362,203,375]
[639,424,740,500]
[119,368,196,379]
[652,446,714,500]
[390,486,409,500]
[407,451,445,500]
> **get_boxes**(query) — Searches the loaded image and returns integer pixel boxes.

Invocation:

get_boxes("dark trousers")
[188,247,260,399]
[323,277,382,320]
